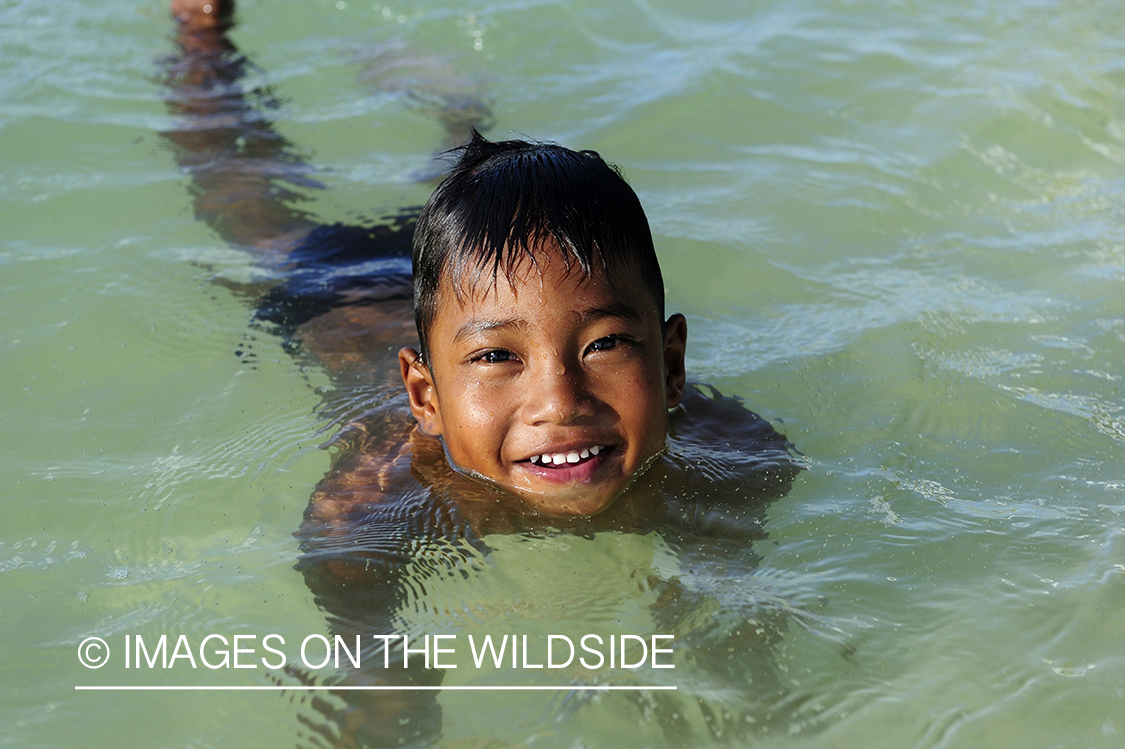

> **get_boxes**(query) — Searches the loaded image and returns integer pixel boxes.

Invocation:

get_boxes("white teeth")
[528,446,606,466]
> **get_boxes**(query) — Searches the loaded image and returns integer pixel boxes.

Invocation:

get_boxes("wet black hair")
[411,129,664,360]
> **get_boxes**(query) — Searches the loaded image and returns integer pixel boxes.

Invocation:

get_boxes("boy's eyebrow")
[452,302,645,343]
[579,302,644,325]
[453,317,529,342]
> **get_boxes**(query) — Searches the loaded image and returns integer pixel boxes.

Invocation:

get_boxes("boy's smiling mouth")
[527,444,605,466]
[515,444,616,485]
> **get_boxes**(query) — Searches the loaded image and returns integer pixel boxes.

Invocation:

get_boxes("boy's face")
[399,244,687,517]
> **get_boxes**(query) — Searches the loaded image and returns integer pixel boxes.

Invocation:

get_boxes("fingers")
[170,0,233,30]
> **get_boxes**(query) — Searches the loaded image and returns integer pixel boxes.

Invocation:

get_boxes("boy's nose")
[524,362,596,426]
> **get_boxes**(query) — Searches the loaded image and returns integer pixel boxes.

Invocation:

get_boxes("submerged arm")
[162,1,317,263]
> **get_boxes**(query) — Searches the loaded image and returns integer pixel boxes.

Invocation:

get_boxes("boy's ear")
[398,347,444,436]
[662,314,688,409]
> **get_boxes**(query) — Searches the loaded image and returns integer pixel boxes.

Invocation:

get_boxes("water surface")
[3,0,1124,746]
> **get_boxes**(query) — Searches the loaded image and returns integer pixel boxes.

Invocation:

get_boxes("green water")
[3,0,1124,746]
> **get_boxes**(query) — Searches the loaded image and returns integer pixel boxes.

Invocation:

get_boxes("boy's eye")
[474,349,517,364]
[588,335,625,353]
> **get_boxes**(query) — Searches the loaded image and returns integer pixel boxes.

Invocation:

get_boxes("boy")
[164,2,800,744]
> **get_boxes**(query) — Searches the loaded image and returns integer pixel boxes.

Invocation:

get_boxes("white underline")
[75,685,675,691]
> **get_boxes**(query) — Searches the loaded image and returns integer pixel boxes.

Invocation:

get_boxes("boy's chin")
[507,487,622,519]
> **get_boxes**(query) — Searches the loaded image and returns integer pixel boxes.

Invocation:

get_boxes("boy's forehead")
[441,244,657,317]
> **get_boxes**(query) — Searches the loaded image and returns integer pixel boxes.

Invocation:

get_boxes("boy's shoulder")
[662,383,802,530]
[669,384,796,465]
